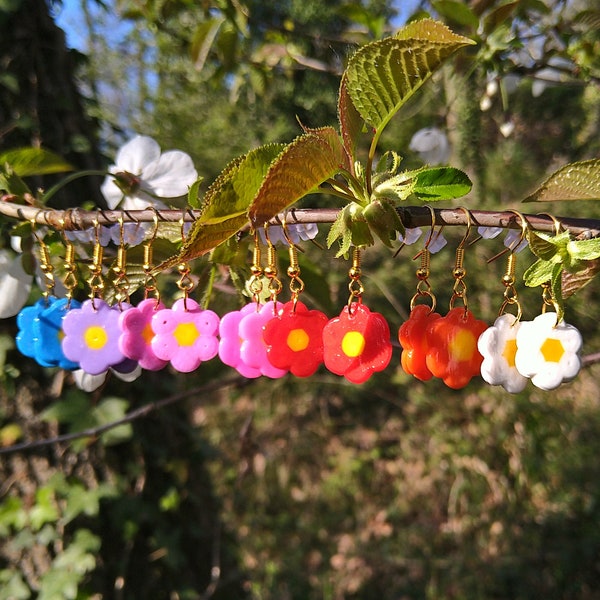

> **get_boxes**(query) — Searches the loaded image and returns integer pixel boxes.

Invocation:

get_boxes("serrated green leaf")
[412,167,472,200]
[526,230,571,261]
[345,19,474,135]
[523,159,600,202]
[338,72,364,167]
[483,1,520,33]
[0,147,73,176]
[187,177,204,209]
[199,144,284,225]
[0,169,31,196]
[523,258,554,287]
[248,127,345,226]
[432,1,479,29]
[567,237,600,261]
[157,145,283,269]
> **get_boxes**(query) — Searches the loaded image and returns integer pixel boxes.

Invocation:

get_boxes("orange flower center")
[502,338,517,367]
[342,331,365,358]
[287,328,309,352]
[540,337,565,363]
[174,322,199,347]
[84,325,108,350]
[448,329,476,362]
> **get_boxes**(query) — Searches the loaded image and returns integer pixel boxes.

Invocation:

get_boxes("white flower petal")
[477,226,503,240]
[141,150,198,198]
[398,228,423,245]
[73,369,108,392]
[114,135,161,174]
[101,175,126,209]
[409,127,451,165]
[0,250,33,318]
[478,314,528,393]
[120,195,168,212]
[112,364,143,382]
[515,312,582,391]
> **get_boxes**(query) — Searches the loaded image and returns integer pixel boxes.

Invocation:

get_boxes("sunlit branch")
[1,203,599,239]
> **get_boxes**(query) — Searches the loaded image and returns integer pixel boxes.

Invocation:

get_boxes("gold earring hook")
[537,212,563,236]
[449,208,473,312]
[486,210,530,264]
[88,213,105,308]
[143,208,161,303]
[409,206,437,313]
[112,213,130,308]
[30,216,55,302]
[263,222,283,304]
[457,206,473,250]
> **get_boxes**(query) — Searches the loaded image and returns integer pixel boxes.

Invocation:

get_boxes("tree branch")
[1,203,600,238]
[0,374,249,455]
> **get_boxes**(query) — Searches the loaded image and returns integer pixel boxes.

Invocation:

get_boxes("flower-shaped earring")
[62,217,130,375]
[478,212,529,393]
[424,211,487,389]
[323,247,392,384]
[263,224,328,377]
[150,216,219,373]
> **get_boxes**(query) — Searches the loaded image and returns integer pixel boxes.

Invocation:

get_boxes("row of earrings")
[15,214,583,391]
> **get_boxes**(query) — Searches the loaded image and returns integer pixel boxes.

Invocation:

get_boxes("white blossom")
[409,127,451,165]
[0,250,33,318]
[101,135,198,211]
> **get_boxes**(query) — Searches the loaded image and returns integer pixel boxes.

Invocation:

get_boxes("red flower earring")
[323,247,392,384]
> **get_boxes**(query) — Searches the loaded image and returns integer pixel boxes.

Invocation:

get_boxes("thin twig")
[1,204,600,238]
[0,374,248,455]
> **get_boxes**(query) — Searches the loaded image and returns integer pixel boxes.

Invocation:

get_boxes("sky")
[54,0,423,51]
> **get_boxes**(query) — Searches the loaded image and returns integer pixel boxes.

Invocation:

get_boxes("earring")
[119,212,169,371]
[262,220,328,378]
[399,207,442,382]
[322,246,393,384]
[149,213,220,373]
[478,211,529,393]
[424,209,488,389]
[15,219,80,369]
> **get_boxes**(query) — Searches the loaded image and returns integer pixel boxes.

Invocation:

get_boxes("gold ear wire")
[449,207,473,312]
[176,209,195,310]
[59,216,78,307]
[247,229,264,306]
[263,222,283,304]
[111,213,130,308]
[143,208,160,303]
[538,212,563,236]
[281,218,305,310]
[30,217,55,302]
[88,214,105,308]
[347,246,364,310]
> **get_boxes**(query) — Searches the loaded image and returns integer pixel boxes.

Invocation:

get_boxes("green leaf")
[526,230,570,262]
[567,237,600,261]
[562,258,600,298]
[338,73,364,168]
[157,144,284,268]
[523,159,600,202]
[0,147,73,177]
[248,127,345,226]
[190,17,225,71]
[186,176,204,209]
[0,168,31,196]
[412,167,472,200]
[483,1,520,33]
[344,19,474,136]
[432,1,479,29]
[93,397,132,447]
[523,258,554,288]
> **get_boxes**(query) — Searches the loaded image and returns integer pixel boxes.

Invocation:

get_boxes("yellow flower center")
[342,331,365,358]
[84,325,108,350]
[287,328,309,352]
[502,338,517,367]
[142,323,154,345]
[448,329,476,362]
[173,322,199,347]
[540,337,565,363]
